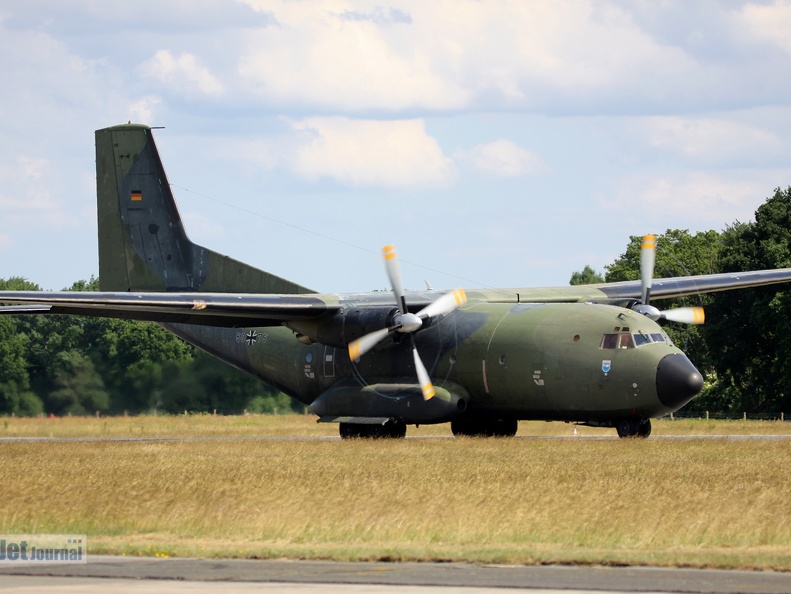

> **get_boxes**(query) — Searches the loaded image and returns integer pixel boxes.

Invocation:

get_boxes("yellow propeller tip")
[454,288,467,306]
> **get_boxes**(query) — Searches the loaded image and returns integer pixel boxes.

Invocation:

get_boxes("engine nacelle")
[288,306,399,348]
[309,378,468,424]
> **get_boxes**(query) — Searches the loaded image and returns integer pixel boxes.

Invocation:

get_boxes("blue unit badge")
[601,360,612,374]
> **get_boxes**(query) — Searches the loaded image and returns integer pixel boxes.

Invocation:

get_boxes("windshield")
[599,331,672,349]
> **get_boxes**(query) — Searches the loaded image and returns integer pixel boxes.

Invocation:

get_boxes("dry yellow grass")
[1,413,789,439]
[0,422,789,570]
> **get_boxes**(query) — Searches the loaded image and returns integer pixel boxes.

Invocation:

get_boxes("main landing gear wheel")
[615,418,651,439]
[451,417,518,437]
[339,420,407,439]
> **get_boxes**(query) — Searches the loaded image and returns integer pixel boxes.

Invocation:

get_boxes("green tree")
[604,229,721,410]
[0,277,41,292]
[605,229,720,283]
[48,351,109,415]
[569,265,604,285]
[0,278,44,415]
[0,317,43,416]
[156,350,298,414]
[704,187,791,413]
[91,319,194,413]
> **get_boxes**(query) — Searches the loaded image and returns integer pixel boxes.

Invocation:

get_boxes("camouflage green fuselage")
[166,298,683,422]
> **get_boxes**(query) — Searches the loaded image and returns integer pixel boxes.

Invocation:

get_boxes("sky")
[1,0,791,294]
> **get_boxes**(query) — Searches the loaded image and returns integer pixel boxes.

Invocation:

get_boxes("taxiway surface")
[0,557,790,593]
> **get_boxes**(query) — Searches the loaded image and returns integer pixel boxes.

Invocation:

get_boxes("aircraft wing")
[2,267,791,325]
[0,291,339,327]
[592,268,791,301]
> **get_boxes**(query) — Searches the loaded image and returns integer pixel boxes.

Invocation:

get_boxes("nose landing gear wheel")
[615,418,651,439]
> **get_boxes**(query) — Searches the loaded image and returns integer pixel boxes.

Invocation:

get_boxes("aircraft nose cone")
[656,353,704,409]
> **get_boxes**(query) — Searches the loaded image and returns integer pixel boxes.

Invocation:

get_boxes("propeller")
[632,234,705,325]
[348,245,467,400]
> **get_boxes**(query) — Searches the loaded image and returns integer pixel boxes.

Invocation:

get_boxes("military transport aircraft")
[3,124,791,439]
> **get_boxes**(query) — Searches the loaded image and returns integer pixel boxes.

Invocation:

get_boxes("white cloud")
[0,156,80,229]
[140,50,224,96]
[607,172,766,225]
[456,139,547,177]
[640,116,784,164]
[237,2,468,110]
[740,0,791,55]
[0,157,55,211]
[127,96,162,124]
[236,0,697,112]
[243,117,455,187]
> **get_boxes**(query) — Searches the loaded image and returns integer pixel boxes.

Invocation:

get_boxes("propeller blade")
[348,327,393,361]
[640,234,656,305]
[383,245,408,314]
[417,288,467,320]
[661,307,705,325]
[412,342,436,400]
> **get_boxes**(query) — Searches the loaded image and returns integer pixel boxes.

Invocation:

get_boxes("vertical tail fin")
[95,124,313,294]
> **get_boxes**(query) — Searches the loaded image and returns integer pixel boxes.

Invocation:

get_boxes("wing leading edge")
[591,268,791,301]
[0,291,339,327]
[2,267,791,325]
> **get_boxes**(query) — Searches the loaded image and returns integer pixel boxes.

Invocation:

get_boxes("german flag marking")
[131,191,142,201]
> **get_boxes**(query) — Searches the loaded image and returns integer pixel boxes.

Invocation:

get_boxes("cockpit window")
[600,333,634,349]
[600,331,673,349]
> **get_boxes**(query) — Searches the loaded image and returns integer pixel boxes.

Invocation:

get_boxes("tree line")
[2,187,791,417]
[571,186,791,415]
[0,277,301,416]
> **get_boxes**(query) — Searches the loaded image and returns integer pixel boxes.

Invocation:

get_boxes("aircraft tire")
[615,418,651,439]
[451,417,518,437]
[339,420,407,439]
[339,422,363,439]
[490,418,518,437]
[382,419,407,439]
